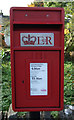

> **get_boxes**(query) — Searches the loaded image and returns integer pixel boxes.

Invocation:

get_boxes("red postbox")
[10,7,64,111]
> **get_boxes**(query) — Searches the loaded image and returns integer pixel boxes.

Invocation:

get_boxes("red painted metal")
[10,7,64,111]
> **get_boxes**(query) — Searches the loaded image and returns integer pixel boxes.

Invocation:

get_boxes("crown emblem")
[22,34,36,45]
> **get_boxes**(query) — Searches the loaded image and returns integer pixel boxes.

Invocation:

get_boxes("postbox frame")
[10,7,64,111]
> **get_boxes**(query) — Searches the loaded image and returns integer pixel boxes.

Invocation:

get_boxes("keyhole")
[22,80,24,83]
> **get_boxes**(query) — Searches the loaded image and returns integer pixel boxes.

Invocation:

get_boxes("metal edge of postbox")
[10,7,64,111]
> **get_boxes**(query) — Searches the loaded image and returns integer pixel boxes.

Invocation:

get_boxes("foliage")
[17,112,27,118]
[28,0,44,7]
[2,49,11,111]
[64,61,72,105]
[2,48,10,61]
[51,111,58,119]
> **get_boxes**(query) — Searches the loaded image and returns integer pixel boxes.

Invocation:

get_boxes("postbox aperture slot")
[13,24,62,48]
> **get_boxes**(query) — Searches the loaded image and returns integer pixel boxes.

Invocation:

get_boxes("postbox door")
[14,50,60,108]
